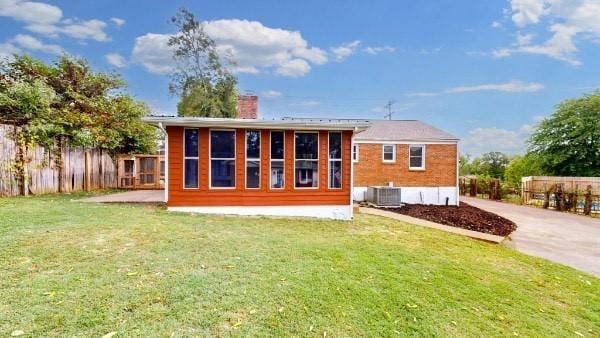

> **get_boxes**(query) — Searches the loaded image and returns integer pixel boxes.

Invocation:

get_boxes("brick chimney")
[237,95,258,119]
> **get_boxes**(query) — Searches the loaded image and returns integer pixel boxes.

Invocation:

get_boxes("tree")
[528,91,600,176]
[504,153,545,187]
[168,8,238,117]
[479,151,509,179]
[1,54,157,155]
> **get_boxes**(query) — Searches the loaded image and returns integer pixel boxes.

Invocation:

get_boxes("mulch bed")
[386,202,517,237]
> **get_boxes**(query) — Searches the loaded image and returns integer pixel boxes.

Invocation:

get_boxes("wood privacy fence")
[458,176,502,200]
[521,176,600,215]
[0,124,117,196]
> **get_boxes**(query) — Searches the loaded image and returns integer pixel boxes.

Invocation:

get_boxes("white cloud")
[290,100,320,107]
[12,34,62,54]
[330,40,361,61]
[406,92,439,97]
[446,80,544,93]
[105,52,126,68]
[0,0,109,41]
[363,45,396,55]
[491,21,503,28]
[495,0,600,66]
[0,41,20,60]
[110,17,125,27]
[0,0,62,26]
[131,33,174,74]
[203,19,327,76]
[132,19,329,77]
[510,0,549,27]
[461,121,539,155]
[261,90,282,99]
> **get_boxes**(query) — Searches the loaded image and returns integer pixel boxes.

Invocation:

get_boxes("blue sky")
[1,0,599,155]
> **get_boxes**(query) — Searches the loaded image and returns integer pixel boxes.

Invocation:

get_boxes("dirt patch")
[386,202,517,236]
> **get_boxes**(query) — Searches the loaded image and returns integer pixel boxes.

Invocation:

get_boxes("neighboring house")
[352,120,459,205]
[142,116,370,220]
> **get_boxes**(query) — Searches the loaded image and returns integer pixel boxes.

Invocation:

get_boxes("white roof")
[143,116,371,131]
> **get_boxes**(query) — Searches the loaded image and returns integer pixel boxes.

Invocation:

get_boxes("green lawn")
[1,194,598,337]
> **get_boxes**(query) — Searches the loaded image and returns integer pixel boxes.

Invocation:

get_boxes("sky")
[1,0,599,155]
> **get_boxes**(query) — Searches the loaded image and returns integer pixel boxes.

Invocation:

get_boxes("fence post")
[469,178,477,197]
[84,150,91,192]
[584,185,592,216]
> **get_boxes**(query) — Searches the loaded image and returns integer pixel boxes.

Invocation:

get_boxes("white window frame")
[352,144,359,163]
[183,128,199,189]
[269,130,285,190]
[209,129,236,189]
[294,131,319,189]
[328,132,342,190]
[245,129,261,189]
[382,144,396,163]
[409,144,426,170]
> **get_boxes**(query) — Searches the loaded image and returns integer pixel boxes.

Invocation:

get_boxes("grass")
[0,194,598,337]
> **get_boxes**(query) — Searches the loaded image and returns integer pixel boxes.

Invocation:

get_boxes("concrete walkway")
[462,196,600,277]
[360,207,505,243]
[82,190,164,203]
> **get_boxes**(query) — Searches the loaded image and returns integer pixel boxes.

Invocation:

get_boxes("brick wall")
[353,143,457,187]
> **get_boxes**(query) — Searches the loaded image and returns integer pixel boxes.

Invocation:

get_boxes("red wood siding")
[166,126,352,207]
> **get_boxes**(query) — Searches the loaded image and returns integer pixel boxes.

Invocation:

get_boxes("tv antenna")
[384,100,396,120]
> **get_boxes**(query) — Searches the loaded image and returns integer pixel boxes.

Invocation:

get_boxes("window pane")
[383,145,394,160]
[410,146,423,157]
[184,129,198,157]
[295,133,318,159]
[352,145,358,161]
[410,156,423,168]
[211,130,235,158]
[184,159,198,188]
[124,160,134,175]
[160,161,165,176]
[329,161,342,188]
[246,130,260,159]
[246,160,260,188]
[295,160,318,187]
[271,131,284,159]
[329,132,342,159]
[211,159,235,187]
[271,161,284,188]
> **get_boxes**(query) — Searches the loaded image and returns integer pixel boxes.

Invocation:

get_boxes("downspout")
[158,122,168,204]
[350,127,358,219]
[456,141,460,206]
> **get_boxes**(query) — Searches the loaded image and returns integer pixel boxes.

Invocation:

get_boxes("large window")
[328,132,342,189]
[246,130,260,189]
[295,132,319,188]
[184,128,198,188]
[210,130,236,188]
[270,131,284,189]
[382,144,395,163]
[409,144,426,170]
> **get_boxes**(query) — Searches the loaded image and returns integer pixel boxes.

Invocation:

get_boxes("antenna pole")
[384,100,396,120]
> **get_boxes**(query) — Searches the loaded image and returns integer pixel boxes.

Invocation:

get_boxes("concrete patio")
[82,190,164,203]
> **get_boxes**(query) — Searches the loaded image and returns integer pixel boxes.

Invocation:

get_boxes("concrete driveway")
[462,196,600,277]
[82,190,164,203]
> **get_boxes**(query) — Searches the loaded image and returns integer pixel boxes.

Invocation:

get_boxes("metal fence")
[521,176,600,216]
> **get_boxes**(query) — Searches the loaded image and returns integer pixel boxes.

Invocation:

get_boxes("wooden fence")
[0,124,117,196]
[458,176,502,200]
[521,176,600,215]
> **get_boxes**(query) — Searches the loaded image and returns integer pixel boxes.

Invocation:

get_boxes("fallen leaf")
[451,321,457,326]
[249,309,257,314]
[101,332,117,338]
[233,322,242,329]
[278,307,284,313]
[384,311,391,320]
[127,272,138,276]
[574,331,584,337]
[11,330,24,337]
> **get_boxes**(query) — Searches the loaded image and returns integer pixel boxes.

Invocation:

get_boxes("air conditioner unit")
[366,186,402,207]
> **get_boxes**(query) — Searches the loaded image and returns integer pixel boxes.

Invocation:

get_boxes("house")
[352,120,459,205]
[142,116,370,220]
[142,95,459,219]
